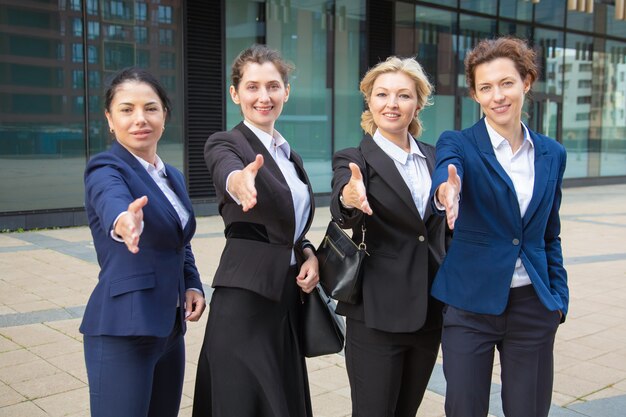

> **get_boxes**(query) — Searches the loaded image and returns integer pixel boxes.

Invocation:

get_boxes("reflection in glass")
[459,0,497,16]
[499,0,532,21]
[534,0,565,27]
[534,29,565,96]
[600,40,626,176]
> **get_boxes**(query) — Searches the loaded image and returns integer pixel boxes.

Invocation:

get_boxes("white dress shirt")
[227,121,311,265]
[485,119,535,288]
[372,129,431,218]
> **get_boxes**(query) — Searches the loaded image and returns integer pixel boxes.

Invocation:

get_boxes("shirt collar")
[373,129,426,165]
[132,153,167,177]
[484,119,534,152]
[244,120,291,158]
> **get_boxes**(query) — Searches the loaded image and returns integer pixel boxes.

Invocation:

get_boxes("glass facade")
[1,0,625,226]
[0,0,185,213]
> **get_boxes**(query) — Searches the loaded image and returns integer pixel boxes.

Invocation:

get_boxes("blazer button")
[512,238,520,246]
[418,235,425,242]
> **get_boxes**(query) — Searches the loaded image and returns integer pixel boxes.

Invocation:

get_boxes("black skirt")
[192,266,312,417]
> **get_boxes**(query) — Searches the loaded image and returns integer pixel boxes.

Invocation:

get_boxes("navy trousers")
[83,315,185,417]
[441,285,561,417]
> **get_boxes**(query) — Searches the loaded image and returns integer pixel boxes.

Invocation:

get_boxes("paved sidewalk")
[0,184,625,416]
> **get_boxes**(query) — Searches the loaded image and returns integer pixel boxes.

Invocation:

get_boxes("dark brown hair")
[465,37,539,94]
[231,45,294,90]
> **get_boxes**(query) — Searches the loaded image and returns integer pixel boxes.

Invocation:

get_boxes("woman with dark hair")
[80,67,206,417]
[331,56,448,417]
[192,45,318,417]
[431,37,568,417]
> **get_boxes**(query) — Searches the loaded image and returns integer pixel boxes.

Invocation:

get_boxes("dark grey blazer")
[205,122,315,301]
[331,135,449,333]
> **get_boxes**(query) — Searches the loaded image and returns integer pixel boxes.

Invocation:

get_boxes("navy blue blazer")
[80,141,202,337]
[430,118,568,318]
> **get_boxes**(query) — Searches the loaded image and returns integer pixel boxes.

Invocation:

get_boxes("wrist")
[339,193,354,209]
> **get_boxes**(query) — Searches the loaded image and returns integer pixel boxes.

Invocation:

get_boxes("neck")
[489,120,523,153]
[246,119,275,136]
[380,129,410,152]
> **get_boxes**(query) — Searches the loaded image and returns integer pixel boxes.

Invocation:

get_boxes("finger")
[361,199,373,216]
[128,196,148,214]
[447,164,457,181]
[349,163,363,181]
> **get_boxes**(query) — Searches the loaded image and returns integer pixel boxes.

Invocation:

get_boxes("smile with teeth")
[255,106,273,112]
[383,112,401,119]
[492,104,510,113]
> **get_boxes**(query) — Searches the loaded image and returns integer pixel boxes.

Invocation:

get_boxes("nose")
[386,94,398,107]
[493,87,505,102]
[258,87,270,101]
[134,110,147,124]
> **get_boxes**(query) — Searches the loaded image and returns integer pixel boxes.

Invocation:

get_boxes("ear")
[105,111,114,131]
[284,83,290,102]
[523,76,531,94]
[229,85,240,105]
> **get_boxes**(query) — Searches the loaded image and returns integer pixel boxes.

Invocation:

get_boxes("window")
[564,64,572,72]
[578,79,592,88]
[159,29,174,46]
[577,96,591,104]
[87,21,100,39]
[73,18,82,37]
[158,6,172,24]
[72,43,83,62]
[135,27,148,44]
[87,0,98,15]
[159,52,176,69]
[579,63,592,72]
[576,112,590,121]
[72,70,84,89]
[136,3,147,21]
[87,45,98,64]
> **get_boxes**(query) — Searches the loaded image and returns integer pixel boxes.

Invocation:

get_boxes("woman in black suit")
[192,45,318,417]
[331,56,448,417]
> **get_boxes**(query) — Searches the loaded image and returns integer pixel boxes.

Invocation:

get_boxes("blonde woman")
[330,57,448,417]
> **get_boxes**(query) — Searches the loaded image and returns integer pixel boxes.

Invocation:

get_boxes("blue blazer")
[430,118,568,318]
[80,141,202,337]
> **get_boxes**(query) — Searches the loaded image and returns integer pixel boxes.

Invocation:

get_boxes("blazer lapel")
[111,141,183,230]
[523,131,551,227]
[361,136,422,222]
[416,140,435,221]
[290,150,315,240]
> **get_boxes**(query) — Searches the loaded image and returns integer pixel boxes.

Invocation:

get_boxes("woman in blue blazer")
[431,38,568,417]
[81,68,205,417]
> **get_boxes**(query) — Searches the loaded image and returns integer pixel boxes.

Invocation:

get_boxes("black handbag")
[300,285,345,358]
[317,220,368,304]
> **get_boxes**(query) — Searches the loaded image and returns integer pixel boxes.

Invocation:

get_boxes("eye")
[503,81,514,87]
[146,106,159,112]
[376,92,387,97]
[399,94,411,99]
[120,107,132,113]
[269,83,281,90]
[247,84,257,91]
[479,86,490,92]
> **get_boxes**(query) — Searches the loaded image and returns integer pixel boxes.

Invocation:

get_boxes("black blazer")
[205,122,315,301]
[331,135,448,333]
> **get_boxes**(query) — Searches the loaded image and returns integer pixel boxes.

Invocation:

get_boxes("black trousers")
[344,318,441,417]
[441,285,561,417]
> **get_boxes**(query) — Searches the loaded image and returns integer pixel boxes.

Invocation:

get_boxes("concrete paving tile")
[0,323,72,347]
[0,305,16,315]
[551,391,579,407]
[556,339,606,361]
[0,380,27,408]
[553,371,609,398]
[582,386,626,401]
[310,390,351,417]
[8,300,61,314]
[37,228,93,243]
[560,361,626,387]
[0,335,21,353]
[46,351,86,375]
[28,339,83,359]
[178,406,193,417]
[591,351,626,373]
[308,381,331,397]
[0,235,33,248]
[11,372,84,400]
[33,386,88,417]
[0,400,49,416]
[613,379,626,391]
[179,391,193,409]
[0,359,60,385]
[0,290,42,306]
[308,365,350,392]
[0,349,39,369]
[44,318,83,340]
[416,390,445,416]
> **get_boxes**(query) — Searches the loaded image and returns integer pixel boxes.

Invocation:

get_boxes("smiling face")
[368,71,420,146]
[472,57,530,136]
[105,80,166,164]
[230,61,290,134]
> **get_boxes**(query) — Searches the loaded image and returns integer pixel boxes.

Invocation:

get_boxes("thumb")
[128,196,148,214]
[349,163,363,182]
[248,154,264,174]
[447,164,457,181]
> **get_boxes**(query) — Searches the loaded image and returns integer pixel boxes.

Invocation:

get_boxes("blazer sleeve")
[204,132,246,198]
[330,147,367,229]
[184,242,203,293]
[429,130,466,213]
[84,155,135,234]
[545,145,569,320]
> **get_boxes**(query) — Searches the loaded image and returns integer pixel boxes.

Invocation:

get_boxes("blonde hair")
[359,56,433,138]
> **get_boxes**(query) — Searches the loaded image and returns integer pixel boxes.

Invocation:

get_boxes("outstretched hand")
[341,163,373,215]
[436,164,462,229]
[228,154,264,212]
[115,196,148,254]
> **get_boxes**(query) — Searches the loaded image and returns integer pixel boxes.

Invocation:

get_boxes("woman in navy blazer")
[81,68,205,417]
[431,38,568,417]
[192,45,319,417]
